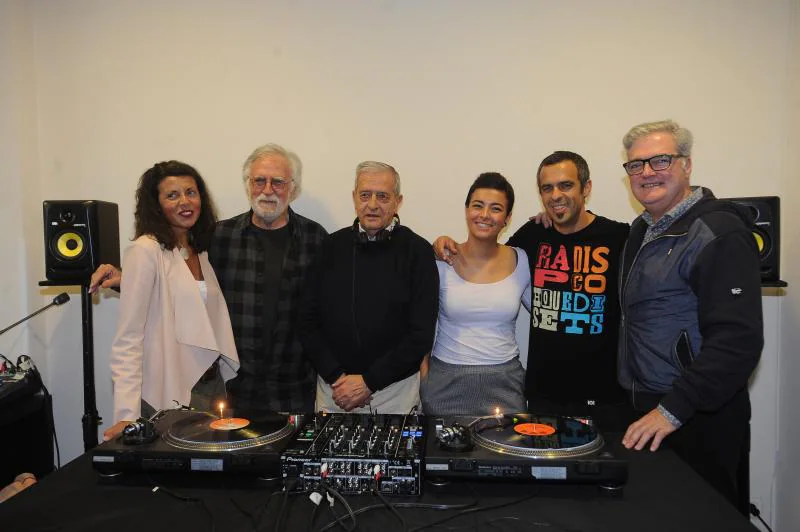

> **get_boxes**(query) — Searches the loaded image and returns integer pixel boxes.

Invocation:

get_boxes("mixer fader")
[280,412,425,495]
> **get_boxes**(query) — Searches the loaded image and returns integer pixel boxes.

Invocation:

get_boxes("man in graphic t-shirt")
[506,151,630,427]
[435,151,631,429]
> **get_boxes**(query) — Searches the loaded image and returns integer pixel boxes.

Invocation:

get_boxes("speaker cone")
[54,231,86,259]
[752,228,771,257]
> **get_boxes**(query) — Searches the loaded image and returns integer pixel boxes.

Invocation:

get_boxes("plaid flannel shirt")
[209,207,328,411]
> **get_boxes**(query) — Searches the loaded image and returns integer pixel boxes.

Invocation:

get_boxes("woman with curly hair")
[104,161,239,440]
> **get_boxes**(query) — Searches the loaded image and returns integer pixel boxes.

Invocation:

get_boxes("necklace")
[179,247,190,260]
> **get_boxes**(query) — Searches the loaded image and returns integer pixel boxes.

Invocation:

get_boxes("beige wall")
[1,1,796,528]
[0,1,37,358]
[776,0,800,530]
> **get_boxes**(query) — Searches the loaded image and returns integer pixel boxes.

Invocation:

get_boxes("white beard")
[251,193,287,225]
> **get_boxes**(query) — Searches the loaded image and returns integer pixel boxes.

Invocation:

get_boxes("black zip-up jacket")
[299,225,439,392]
[618,188,763,423]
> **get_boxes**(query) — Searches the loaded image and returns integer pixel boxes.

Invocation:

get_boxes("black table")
[0,437,756,532]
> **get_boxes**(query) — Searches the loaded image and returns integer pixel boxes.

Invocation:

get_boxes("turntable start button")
[449,459,477,472]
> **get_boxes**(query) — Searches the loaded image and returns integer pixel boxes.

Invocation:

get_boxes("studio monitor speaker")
[43,200,120,283]
[724,196,780,284]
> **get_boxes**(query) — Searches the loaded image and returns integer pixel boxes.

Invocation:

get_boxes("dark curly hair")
[464,172,515,215]
[134,160,218,252]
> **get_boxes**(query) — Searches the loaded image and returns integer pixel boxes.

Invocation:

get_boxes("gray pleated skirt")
[420,356,526,416]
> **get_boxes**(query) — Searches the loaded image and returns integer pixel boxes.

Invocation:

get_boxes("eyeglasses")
[622,154,684,176]
[357,191,394,203]
[249,176,292,192]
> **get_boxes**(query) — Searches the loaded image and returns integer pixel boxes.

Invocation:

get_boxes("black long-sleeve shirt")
[299,225,439,392]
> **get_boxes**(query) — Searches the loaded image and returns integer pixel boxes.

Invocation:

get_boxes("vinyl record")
[470,413,604,458]
[163,411,294,451]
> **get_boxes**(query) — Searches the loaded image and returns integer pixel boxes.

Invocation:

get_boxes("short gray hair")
[354,161,401,196]
[242,143,303,201]
[622,119,694,157]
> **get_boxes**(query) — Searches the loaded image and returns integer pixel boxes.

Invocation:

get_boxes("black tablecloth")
[0,436,756,532]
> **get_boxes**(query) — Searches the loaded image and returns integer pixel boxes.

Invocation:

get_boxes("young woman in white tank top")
[421,173,531,416]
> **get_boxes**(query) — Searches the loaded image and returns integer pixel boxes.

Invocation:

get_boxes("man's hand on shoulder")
[432,236,458,265]
[529,211,552,228]
[89,264,122,293]
[331,374,372,411]
[622,408,678,451]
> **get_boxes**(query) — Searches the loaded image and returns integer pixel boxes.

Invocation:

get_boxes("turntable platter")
[163,411,295,451]
[470,414,604,458]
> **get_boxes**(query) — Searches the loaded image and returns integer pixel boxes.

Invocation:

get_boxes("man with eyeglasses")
[211,144,328,413]
[299,161,438,413]
[91,144,328,413]
[618,119,763,514]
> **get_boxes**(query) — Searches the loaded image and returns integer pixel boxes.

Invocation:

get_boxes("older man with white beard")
[91,144,327,413]
[211,144,327,412]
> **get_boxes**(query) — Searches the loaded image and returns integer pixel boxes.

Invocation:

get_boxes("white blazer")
[111,235,239,423]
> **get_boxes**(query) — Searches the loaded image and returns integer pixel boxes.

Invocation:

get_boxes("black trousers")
[631,387,751,516]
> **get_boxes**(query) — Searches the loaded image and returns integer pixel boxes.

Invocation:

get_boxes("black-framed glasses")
[623,154,684,176]
[249,176,292,192]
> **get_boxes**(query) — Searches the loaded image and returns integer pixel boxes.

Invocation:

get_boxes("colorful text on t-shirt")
[531,243,610,335]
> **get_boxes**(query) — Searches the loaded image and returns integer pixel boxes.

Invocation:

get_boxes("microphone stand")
[39,281,100,451]
[0,294,69,336]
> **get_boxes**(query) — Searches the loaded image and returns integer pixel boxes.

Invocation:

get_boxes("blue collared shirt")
[641,186,704,247]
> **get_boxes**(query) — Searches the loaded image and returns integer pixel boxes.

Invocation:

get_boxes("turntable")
[424,413,627,488]
[92,409,301,477]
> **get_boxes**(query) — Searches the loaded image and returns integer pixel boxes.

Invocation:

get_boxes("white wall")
[750,293,783,530]
[2,0,796,528]
[0,2,40,377]
[775,1,800,531]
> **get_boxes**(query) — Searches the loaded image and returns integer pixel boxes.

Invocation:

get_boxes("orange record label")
[210,418,250,430]
[514,423,556,436]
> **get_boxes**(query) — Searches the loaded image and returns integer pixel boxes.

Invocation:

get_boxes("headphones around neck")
[353,215,399,244]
